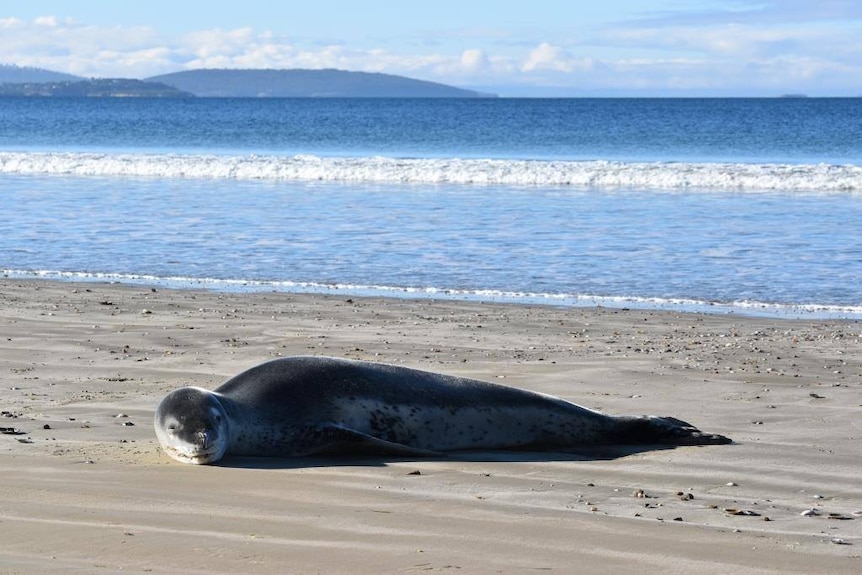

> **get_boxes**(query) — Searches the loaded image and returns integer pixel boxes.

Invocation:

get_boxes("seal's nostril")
[197,431,210,449]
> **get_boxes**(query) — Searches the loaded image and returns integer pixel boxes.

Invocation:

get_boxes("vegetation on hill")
[0,78,194,98]
[0,65,495,98]
[147,68,496,98]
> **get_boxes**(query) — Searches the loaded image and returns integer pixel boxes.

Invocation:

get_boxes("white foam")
[1,151,860,192]
[5,269,862,320]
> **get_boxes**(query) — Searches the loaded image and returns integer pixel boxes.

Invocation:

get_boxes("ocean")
[1,97,861,318]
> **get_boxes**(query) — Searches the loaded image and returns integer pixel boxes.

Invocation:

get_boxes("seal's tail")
[620,415,732,446]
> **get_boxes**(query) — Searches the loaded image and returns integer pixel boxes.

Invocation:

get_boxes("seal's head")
[154,387,229,464]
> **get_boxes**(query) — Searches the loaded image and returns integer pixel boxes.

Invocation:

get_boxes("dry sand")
[1,278,860,574]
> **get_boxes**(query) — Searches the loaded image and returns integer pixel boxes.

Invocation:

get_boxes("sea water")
[1,97,861,318]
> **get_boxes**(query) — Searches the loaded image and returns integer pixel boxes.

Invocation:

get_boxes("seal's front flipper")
[293,423,445,457]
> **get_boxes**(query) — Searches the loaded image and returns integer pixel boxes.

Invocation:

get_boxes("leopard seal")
[154,356,730,464]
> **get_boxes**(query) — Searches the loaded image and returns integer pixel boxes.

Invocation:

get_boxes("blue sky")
[2,1,861,96]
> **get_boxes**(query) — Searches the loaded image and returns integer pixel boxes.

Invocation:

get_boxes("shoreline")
[1,278,860,573]
[5,270,861,321]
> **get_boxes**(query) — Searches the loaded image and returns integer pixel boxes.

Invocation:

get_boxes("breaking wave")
[2,151,861,192]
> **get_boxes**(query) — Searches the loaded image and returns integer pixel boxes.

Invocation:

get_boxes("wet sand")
[1,279,860,573]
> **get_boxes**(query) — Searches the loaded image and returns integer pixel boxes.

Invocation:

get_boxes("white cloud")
[607,23,825,60]
[0,17,175,76]
[33,16,60,27]
[184,27,256,60]
[460,49,489,74]
[0,12,860,95]
[0,16,506,81]
[0,17,23,28]
[520,42,594,77]
[522,42,570,73]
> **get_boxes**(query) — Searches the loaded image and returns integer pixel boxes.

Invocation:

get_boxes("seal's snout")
[643,416,732,446]
[702,432,733,445]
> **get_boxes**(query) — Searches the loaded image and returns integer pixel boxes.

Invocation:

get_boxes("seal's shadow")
[216,444,679,470]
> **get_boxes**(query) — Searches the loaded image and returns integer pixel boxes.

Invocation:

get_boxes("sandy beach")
[1,278,860,573]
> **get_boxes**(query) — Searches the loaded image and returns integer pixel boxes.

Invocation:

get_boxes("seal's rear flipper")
[294,423,446,457]
[619,416,732,446]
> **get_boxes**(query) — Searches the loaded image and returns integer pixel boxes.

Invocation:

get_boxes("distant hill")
[0,78,193,98]
[0,64,82,84]
[147,68,496,98]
